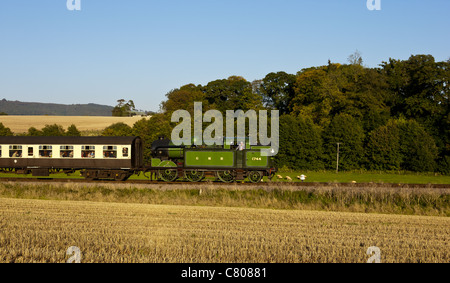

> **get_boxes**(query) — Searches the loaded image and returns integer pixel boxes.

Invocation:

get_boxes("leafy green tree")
[132,114,173,163]
[291,62,390,131]
[276,115,323,170]
[27,127,42,136]
[0,122,13,136]
[381,55,448,171]
[366,121,402,170]
[102,122,133,136]
[202,76,263,112]
[112,99,136,117]
[160,84,207,117]
[381,55,448,135]
[396,119,438,172]
[66,124,81,136]
[41,124,65,136]
[322,114,365,170]
[259,71,296,115]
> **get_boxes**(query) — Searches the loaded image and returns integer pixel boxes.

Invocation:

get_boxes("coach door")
[131,138,143,168]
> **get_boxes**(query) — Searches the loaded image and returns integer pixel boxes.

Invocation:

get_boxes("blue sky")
[0,0,449,112]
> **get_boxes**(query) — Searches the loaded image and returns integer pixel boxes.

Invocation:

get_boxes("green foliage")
[259,72,296,115]
[152,54,447,173]
[0,122,13,136]
[27,127,42,136]
[396,119,438,172]
[277,115,324,170]
[160,84,206,116]
[66,124,81,136]
[24,124,80,137]
[41,124,66,136]
[322,114,365,170]
[102,122,133,136]
[132,114,173,163]
[202,76,263,112]
[112,99,136,117]
[366,122,402,170]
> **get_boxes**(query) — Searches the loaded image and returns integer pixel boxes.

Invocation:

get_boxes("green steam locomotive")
[150,137,277,183]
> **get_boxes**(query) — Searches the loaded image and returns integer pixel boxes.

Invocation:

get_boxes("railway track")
[0,177,448,189]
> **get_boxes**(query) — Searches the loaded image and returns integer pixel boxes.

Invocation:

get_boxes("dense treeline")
[147,54,449,173]
[1,54,448,173]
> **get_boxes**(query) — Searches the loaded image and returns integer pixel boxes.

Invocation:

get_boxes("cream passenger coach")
[0,136,143,181]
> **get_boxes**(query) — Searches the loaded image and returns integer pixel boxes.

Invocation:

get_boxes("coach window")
[60,146,74,158]
[39,146,52,158]
[82,146,95,158]
[28,147,34,157]
[9,145,22,158]
[122,147,129,157]
[103,146,117,158]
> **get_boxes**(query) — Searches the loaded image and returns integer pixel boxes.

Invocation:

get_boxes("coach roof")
[0,136,140,145]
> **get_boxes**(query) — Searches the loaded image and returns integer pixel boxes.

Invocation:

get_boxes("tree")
[27,127,42,136]
[291,66,332,127]
[160,84,207,116]
[396,119,438,172]
[202,76,263,112]
[366,121,402,170]
[347,50,363,66]
[102,122,133,136]
[381,55,449,171]
[41,124,65,136]
[66,124,81,136]
[132,114,173,163]
[259,72,296,115]
[381,55,448,135]
[322,114,365,170]
[0,122,13,136]
[276,115,324,170]
[291,62,391,132]
[112,99,136,117]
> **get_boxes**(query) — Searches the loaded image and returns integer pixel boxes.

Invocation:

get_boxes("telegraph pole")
[336,143,341,174]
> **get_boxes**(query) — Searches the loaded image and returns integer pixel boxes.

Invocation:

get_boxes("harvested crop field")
[0,196,448,263]
[0,115,147,134]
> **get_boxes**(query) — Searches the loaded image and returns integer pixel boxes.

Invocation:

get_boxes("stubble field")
[0,115,146,134]
[0,182,448,263]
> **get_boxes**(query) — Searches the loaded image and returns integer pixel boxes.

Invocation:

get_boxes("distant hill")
[0,99,114,116]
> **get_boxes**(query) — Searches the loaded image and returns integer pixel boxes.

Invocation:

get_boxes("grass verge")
[0,181,448,216]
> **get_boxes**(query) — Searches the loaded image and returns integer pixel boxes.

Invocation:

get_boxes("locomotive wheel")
[158,160,178,182]
[216,170,235,183]
[184,170,204,182]
[248,171,263,183]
